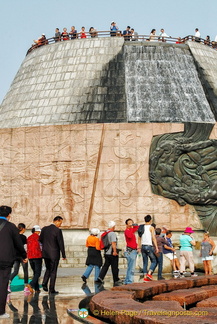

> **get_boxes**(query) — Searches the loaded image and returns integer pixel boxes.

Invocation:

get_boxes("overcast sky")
[0,0,216,104]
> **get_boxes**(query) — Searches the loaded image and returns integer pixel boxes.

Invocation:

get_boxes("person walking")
[81,228,102,283]
[138,215,159,281]
[27,225,42,293]
[96,221,122,286]
[9,223,29,292]
[39,216,66,294]
[124,219,139,284]
[0,206,27,319]
[153,228,168,280]
[179,227,197,277]
[201,232,215,275]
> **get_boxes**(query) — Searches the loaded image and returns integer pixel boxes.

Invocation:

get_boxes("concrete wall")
[0,39,216,128]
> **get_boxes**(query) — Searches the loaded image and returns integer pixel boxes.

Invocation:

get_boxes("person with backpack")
[96,221,122,287]
[138,215,159,281]
[81,228,102,284]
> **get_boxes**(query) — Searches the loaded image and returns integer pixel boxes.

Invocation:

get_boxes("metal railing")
[26,32,217,55]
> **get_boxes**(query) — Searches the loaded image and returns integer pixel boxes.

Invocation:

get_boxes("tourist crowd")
[0,204,216,318]
[81,215,216,288]
[28,24,217,53]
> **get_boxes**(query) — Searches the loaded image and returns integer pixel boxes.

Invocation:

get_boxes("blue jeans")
[124,249,137,284]
[83,264,100,281]
[153,252,163,279]
[141,245,157,274]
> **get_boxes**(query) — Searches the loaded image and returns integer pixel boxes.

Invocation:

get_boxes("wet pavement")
[1,267,132,323]
[2,268,191,323]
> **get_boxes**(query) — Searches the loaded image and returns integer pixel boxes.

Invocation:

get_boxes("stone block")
[153,287,209,306]
[196,296,217,308]
[112,282,167,300]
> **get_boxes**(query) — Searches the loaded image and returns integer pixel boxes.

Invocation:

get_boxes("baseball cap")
[33,225,41,232]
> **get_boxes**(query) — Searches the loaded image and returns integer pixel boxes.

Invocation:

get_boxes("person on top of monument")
[69,26,78,39]
[110,21,120,37]
[131,28,139,41]
[61,28,69,41]
[158,28,170,42]
[204,35,210,46]
[89,27,98,38]
[54,28,61,42]
[80,27,87,38]
[33,34,47,47]
[123,26,132,41]
[194,28,201,42]
[149,29,156,41]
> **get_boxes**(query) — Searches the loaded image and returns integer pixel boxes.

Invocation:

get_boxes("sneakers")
[146,274,153,280]
[0,313,10,319]
[143,274,153,282]
[191,273,198,277]
[25,284,33,293]
[114,280,123,287]
[24,286,31,293]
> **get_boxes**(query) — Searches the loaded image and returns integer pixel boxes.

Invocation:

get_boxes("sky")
[0,0,216,104]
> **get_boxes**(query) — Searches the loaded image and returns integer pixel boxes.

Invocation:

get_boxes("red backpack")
[100,230,111,251]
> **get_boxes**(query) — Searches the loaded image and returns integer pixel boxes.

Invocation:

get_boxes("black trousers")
[10,258,28,284]
[0,266,11,315]
[42,258,59,291]
[98,255,119,283]
[29,258,42,291]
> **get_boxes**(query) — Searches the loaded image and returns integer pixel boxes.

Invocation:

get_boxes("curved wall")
[0,39,216,128]
[0,39,217,234]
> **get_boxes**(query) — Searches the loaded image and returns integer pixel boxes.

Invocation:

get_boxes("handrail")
[26,32,217,55]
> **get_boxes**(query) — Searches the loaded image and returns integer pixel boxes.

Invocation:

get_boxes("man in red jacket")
[124,219,139,284]
[0,206,27,319]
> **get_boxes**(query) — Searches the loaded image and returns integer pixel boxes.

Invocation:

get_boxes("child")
[81,228,102,283]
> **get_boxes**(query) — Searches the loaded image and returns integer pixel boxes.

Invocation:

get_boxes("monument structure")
[0,37,217,266]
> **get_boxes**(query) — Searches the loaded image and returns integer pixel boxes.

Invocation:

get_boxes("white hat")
[90,228,100,235]
[108,221,116,228]
[33,225,41,232]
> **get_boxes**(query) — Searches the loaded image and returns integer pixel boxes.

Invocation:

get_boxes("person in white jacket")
[158,28,170,42]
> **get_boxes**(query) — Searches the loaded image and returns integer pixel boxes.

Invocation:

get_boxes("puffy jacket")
[27,233,42,259]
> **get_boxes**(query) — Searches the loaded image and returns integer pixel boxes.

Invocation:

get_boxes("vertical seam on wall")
[87,123,105,227]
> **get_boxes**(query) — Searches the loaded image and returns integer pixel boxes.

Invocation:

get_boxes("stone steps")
[89,276,217,323]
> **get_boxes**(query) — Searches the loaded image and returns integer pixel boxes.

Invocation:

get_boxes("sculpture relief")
[149,123,217,234]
